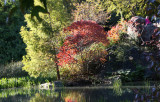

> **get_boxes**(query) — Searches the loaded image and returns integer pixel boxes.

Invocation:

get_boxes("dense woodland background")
[0,0,160,84]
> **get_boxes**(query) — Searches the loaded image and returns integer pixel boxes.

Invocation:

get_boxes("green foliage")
[19,0,34,13]
[18,0,74,22]
[107,36,146,81]
[0,61,28,78]
[103,0,159,19]
[0,77,28,89]
[20,0,72,78]
[1,0,73,22]
[0,76,55,89]
[0,88,59,98]
[59,42,107,79]
[0,0,26,64]
[13,0,47,21]
[31,6,48,22]
[108,36,137,62]
[121,65,145,82]
[113,79,122,96]
[104,20,147,82]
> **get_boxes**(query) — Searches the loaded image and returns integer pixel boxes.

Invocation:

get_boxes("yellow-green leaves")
[20,0,71,78]
[103,0,152,19]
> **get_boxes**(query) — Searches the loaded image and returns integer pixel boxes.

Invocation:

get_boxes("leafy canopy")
[0,0,26,64]
[102,0,160,19]
[20,0,72,78]
[57,20,109,66]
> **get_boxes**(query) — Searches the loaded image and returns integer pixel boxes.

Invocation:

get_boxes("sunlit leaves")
[1,0,48,22]
[20,0,71,78]
[40,0,47,9]
[57,20,109,66]
[103,0,155,19]
[107,20,127,43]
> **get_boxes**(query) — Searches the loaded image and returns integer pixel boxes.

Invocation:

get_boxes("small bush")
[60,43,107,78]
[0,61,28,78]
[107,20,128,43]
[72,1,110,25]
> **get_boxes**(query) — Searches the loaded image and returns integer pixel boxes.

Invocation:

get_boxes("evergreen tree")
[0,0,26,64]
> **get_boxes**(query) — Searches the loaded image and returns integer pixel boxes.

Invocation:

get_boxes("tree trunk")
[48,13,60,80]
[53,45,60,80]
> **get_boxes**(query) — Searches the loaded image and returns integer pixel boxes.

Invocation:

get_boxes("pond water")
[0,85,159,102]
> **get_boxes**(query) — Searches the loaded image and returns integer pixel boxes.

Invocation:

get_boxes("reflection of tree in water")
[61,88,134,102]
[28,88,135,102]
[63,91,85,102]
[0,87,136,102]
[0,88,63,102]
[113,79,123,96]
[29,93,62,102]
[29,89,65,102]
[113,86,123,96]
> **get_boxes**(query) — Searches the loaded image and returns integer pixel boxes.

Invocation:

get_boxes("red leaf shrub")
[57,20,109,66]
[107,20,128,43]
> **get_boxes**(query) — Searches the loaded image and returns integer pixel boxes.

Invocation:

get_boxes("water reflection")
[113,79,123,96]
[63,91,85,102]
[30,93,61,102]
[0,85,159,102]
[133,87,160,102]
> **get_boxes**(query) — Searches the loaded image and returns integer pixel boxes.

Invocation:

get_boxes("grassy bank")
[0,77,55,89]
[0,61,56,89]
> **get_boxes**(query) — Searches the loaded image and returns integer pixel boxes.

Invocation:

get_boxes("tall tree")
[20,0,72,79]
[0,0,26,64]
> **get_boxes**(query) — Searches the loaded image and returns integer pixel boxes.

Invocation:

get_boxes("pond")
[0,85,159,102]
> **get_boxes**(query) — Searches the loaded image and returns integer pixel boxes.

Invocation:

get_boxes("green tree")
[20,0,72,79]
[0,0,26,64]
[0,0,48,22]
[102,0,160,19]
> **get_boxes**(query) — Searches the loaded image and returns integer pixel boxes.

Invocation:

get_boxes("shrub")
[0,61,28,78]
[72,1,110,25]
[57,20,108,66]
[107,20,128,43]
[59,43,108,77]
[57,20,109,77]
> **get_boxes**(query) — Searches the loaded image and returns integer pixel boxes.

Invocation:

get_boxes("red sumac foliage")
[57,20,109,66]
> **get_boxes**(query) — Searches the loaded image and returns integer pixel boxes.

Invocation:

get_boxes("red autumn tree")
[57,20,109,66]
